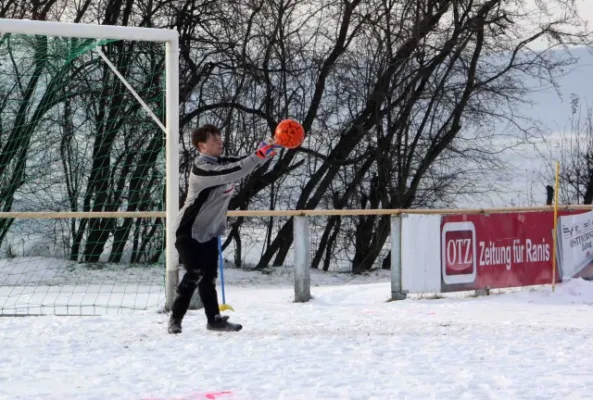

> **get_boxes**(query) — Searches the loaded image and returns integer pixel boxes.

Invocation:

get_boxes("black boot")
[168,316,182,334]
[168,271,200,335]
[207,315,242,332]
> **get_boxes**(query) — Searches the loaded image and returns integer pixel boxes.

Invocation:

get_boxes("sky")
[577,0,593,25]
[517,0,593,50]
[453,1,593,208]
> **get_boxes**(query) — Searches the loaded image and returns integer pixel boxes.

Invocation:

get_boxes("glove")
[256,138,281,159]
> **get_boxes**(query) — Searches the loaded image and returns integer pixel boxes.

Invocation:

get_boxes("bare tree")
[0,0,591,276]
[242,0,592,271]
[548,94,593,205]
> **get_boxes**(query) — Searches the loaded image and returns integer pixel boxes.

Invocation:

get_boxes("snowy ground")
[0,257,390,315]
[2,268,593,400]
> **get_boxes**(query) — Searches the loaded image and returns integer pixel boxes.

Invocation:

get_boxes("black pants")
[171,235,220,324]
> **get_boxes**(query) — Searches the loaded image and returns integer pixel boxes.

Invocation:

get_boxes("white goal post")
[0,18,180,313]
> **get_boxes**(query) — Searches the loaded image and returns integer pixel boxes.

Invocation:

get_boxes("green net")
[0,33,168,315]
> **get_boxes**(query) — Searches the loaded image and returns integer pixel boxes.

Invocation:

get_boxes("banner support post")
[552,161,560,292]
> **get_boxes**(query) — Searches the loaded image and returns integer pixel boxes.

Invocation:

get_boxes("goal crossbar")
[0,18,177,42]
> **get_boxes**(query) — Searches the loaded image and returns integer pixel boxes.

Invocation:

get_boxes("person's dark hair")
[191,124,221,149]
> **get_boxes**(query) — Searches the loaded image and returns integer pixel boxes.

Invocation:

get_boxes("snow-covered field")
[2,266,593,400]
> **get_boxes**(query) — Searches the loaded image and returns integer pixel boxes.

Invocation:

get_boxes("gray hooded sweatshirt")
[175,152,269,243]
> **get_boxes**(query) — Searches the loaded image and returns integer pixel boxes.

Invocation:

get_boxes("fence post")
[391,214,407,300]
[294,216,311,302]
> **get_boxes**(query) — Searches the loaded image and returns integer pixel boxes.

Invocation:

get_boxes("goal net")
[0,19,179,316]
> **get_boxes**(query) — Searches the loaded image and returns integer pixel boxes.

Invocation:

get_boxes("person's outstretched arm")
[218,155,248,163]
[194,141,277,188]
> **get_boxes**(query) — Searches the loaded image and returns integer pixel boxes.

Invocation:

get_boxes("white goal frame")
[0,18,180,312]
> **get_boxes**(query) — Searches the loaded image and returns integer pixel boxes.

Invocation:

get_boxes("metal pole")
[391,215,407,300]
[294,216,311,302]
[164,36,180,311]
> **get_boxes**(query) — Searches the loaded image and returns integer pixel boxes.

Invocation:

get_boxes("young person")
[168,124,278,334]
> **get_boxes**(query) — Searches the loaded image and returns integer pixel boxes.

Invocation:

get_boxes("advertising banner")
[556,210,593,280]
[440,211,569,292]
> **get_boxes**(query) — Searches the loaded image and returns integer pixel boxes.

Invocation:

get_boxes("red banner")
[440,211,582,292]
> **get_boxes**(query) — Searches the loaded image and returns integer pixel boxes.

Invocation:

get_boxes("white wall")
[401,214,441,293]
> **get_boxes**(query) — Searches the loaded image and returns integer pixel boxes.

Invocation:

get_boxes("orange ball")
[274,119,305,149]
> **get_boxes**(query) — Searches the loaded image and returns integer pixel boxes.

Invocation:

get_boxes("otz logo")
[441,221,477,285]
